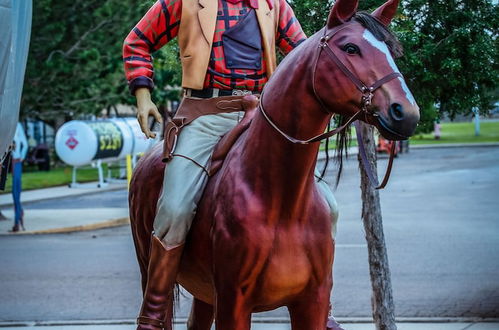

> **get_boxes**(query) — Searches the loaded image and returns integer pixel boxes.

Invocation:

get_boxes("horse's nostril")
[389,103,404,121]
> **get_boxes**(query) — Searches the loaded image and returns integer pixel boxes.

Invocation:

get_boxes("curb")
[0,317,498,327]
[410,142,499,149]
[0,217,130,236]
[0,183,127,208]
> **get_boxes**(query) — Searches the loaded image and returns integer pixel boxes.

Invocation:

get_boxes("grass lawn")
[320,120,499,149]
[410,120,499,144]
[0,164,119,194]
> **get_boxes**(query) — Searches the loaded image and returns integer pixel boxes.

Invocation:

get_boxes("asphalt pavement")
[1,321,498,330]
[0,145,498,328]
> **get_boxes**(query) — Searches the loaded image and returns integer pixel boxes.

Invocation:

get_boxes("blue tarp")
[0,0,32,162]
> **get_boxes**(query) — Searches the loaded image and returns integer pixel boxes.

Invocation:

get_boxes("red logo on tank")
[66,136,79,150]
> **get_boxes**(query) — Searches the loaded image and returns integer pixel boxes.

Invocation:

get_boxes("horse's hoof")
[327,316,345,330]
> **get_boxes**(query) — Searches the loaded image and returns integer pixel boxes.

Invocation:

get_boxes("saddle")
[162,94,259,176]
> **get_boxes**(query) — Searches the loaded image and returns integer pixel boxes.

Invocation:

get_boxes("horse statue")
[129,0,420,328]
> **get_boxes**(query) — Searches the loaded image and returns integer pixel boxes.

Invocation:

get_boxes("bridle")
[315,26,401,115]
[258,24,402,189]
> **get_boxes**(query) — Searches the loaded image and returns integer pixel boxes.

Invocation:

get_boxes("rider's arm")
[123,0,182,138]
[275,0,307,55]
[123,0,182,96]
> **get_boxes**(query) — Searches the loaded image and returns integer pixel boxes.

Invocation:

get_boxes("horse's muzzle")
[375,105,420,141]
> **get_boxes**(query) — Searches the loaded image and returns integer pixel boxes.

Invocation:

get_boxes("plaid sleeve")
[275,0,307,55]
[123,0,182,95]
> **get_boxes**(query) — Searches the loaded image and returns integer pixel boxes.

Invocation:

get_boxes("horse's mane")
[333,12,403,187]
[354,12,403,57]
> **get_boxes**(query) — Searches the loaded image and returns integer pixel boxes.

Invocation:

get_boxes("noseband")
[258,24,402,189]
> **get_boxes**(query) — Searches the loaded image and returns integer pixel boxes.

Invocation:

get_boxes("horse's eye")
[343,43,360,55]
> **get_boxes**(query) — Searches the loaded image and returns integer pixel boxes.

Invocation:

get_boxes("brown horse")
[129,0,419,328]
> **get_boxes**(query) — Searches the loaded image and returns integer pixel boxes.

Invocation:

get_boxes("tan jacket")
[178,0,279,89]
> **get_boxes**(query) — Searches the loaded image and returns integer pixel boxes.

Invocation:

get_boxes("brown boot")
[9,224,20,233]
[136,235,184,330]
[20,211,25,231]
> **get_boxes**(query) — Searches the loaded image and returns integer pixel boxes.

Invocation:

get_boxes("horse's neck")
[236,36,332,206]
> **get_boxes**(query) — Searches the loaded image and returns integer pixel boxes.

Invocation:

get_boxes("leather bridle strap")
[260,97,396,189]
[260,95,396,189]
[315,28,400,189]
[354,121,395,190]
[259,96,363,145]
[258,26,402,189]
[320,37,366,92]
[319,37,401,112]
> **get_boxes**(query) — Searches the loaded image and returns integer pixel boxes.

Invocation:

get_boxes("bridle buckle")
[361,90,374,108]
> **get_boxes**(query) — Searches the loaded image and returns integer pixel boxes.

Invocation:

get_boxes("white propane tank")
[55,118,155,166]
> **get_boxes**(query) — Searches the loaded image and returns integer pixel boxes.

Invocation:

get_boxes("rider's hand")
[135,88,163,139]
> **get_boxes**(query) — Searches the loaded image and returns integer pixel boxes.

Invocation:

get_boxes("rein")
[259,98,362,145]
[354,121,395,189]
[258,25,401,189]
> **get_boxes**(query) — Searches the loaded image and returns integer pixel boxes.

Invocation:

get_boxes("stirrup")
[137,316,165,329]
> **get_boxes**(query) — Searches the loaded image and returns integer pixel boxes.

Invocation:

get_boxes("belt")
[184,88,254,98]
[163,95,258,162]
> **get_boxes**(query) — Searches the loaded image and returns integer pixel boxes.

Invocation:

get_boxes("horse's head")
[314,0,419,140]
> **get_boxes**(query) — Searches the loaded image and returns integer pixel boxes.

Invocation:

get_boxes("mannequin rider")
[123,0,339,328]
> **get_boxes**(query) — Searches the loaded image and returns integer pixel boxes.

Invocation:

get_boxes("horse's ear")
[372,0,400,26]
[327,0,359,28]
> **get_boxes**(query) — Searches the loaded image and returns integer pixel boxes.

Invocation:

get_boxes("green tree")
[292,0,384,40]
[150,41,183,113]
[293,0,498,132]
[23,0,498,132]
[21,0,182,127]
[292,0,332,36]
[22,0,147,125]
[398,0,498,130]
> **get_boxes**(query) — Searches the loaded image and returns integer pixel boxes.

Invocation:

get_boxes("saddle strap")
[162,95,258,162]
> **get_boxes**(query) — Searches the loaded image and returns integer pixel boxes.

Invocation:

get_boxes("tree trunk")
[357,122,397,330]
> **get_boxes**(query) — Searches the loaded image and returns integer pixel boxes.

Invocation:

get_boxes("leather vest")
[177,0,279,89]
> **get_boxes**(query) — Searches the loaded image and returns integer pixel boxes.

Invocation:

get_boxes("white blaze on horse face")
[362,30,416,106]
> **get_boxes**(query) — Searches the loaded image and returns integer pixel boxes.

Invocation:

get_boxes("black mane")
[353,11,403,58]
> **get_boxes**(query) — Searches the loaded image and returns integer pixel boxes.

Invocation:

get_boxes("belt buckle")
[232,89,251,96]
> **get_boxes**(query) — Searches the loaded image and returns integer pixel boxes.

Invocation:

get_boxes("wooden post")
[357,122,397,330]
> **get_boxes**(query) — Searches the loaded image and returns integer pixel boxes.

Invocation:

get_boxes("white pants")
[153,111,339,247]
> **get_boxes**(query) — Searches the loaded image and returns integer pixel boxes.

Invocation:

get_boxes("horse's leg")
[287,286,331,330]
[165,299,174,330]
[214,291,251,330]
[186,298,214,330]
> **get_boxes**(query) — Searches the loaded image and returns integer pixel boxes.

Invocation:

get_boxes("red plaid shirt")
[123,0,306,94]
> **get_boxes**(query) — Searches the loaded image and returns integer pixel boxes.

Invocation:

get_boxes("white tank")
[55,118,156,166]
